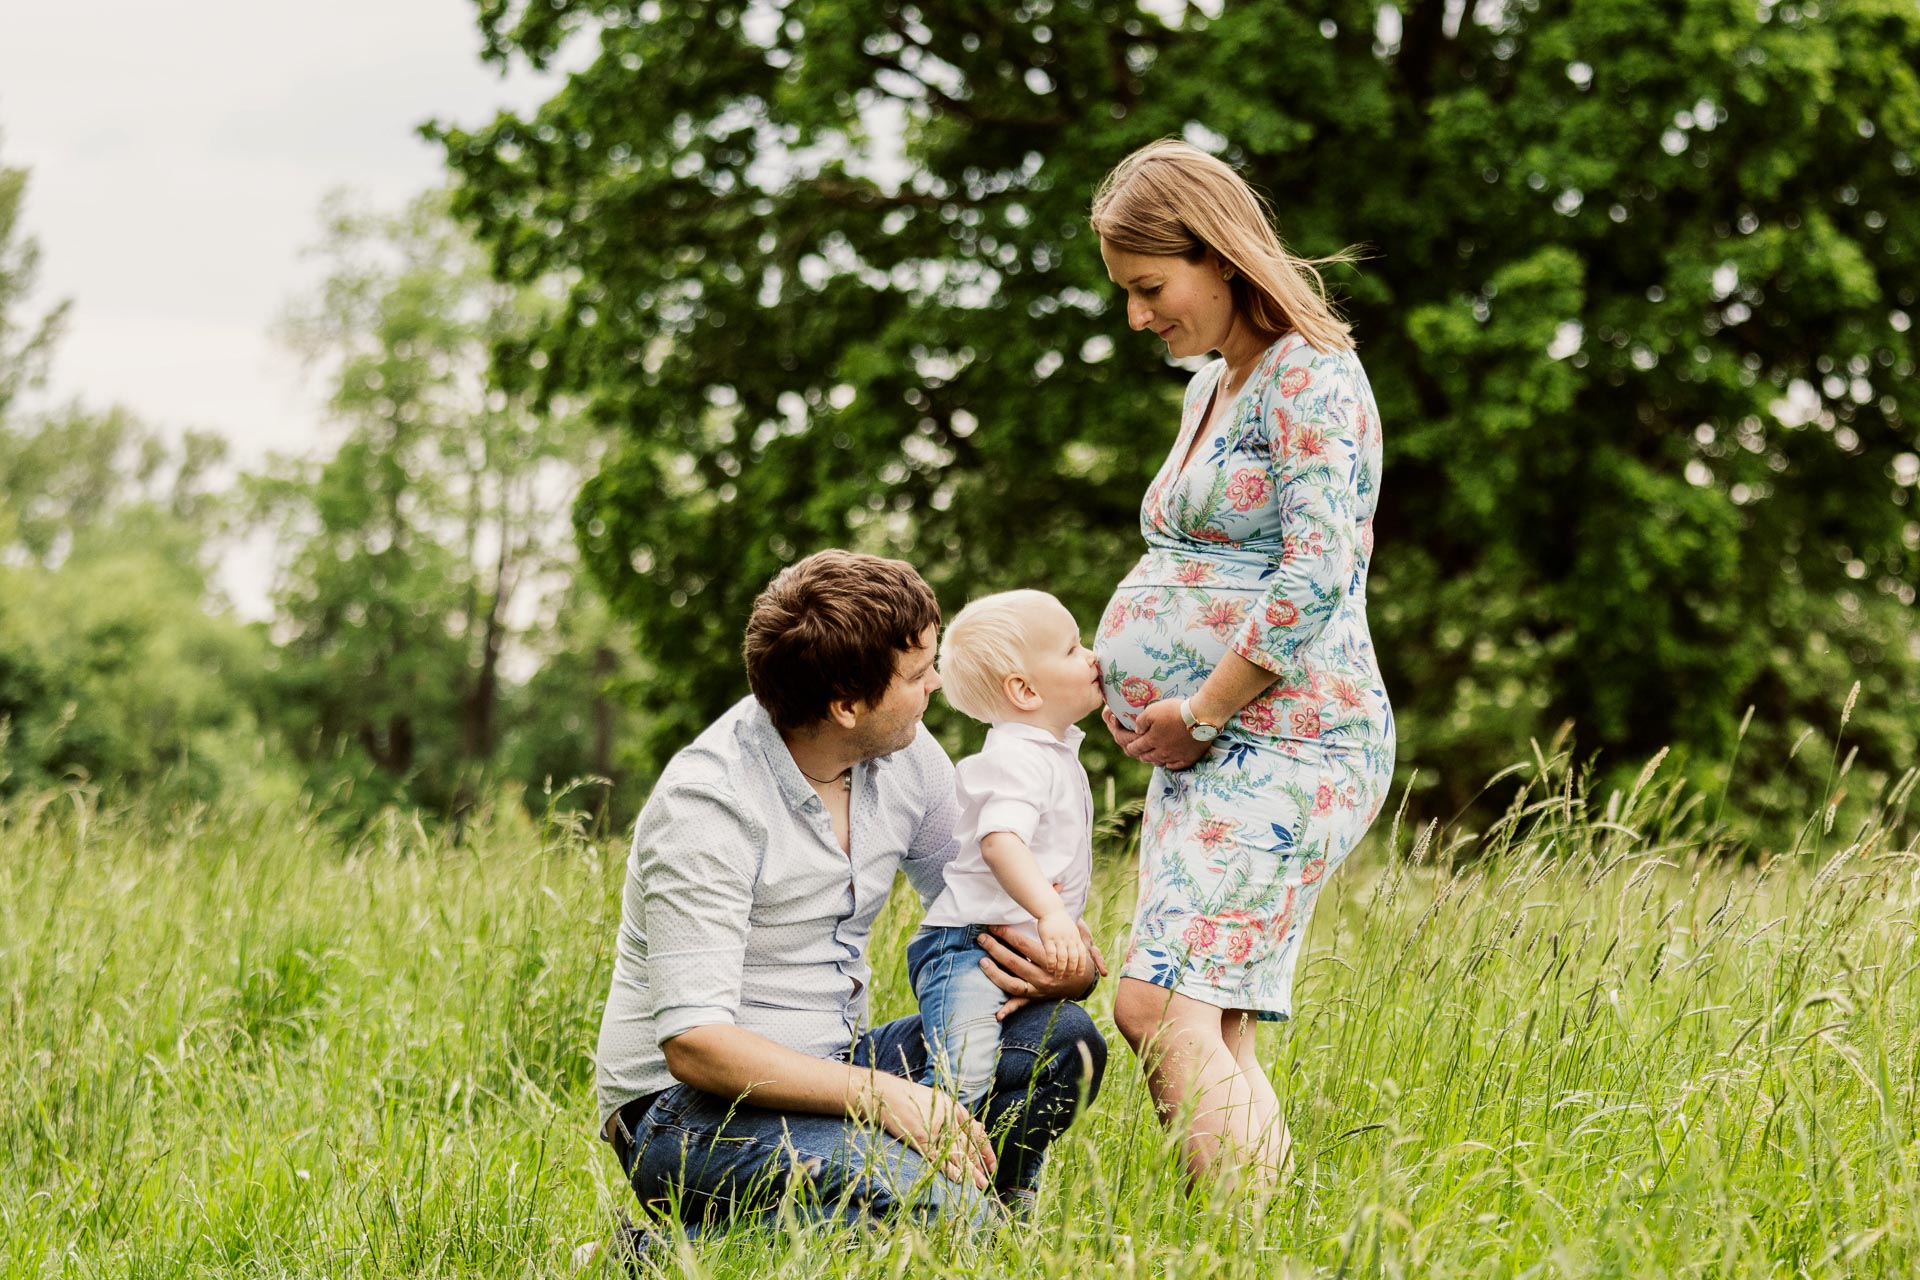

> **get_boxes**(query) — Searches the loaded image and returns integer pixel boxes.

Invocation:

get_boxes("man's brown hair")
[743,550,941,732]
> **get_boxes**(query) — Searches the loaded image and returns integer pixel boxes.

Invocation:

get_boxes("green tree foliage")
[1,138,642,818]
[446,0,1917,827]
[0,502,274,800]
[498,583,653,826]
[0,144,268,799]
[0,136,64,423]
[1,404,228,566]
[252,192,624,818]
[0,407,270,798]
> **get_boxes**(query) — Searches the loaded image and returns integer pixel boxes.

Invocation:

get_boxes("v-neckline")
[1172,364,1239,484]
[1165,333,1296,491]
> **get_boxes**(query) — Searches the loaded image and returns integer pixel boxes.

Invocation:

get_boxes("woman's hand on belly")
[1112,699,1212,771]
[1101,707,1141,751]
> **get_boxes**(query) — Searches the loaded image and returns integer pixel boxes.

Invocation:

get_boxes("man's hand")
[1036,909,1091,977]
[979,919,1109,1019]
[857,1073,996,1188]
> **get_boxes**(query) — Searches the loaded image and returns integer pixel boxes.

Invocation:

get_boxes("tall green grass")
[4,741,1917,1278]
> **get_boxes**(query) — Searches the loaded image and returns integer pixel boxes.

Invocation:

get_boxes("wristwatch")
[1178,698,1222,743]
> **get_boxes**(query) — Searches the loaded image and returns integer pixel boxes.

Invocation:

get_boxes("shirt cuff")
[655,1003,736,1047]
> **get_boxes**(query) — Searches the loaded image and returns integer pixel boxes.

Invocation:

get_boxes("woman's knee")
[1113,980,1234,1065]
[1113,979,1176,1053]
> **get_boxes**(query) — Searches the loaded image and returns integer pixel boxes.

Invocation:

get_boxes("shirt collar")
[744,698,822,809]
[985,720,1085,752]
[745,696,895,808]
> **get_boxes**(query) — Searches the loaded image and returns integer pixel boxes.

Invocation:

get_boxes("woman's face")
[1099,240,1236,361]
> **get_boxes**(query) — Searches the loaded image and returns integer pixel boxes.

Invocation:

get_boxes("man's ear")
[826,697,861,730]
[1002,673,1040,712]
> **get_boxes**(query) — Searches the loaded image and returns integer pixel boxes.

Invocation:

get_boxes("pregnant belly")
[1093,582,1252,730]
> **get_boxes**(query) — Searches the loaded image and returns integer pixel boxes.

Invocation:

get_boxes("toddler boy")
[910,589,1107,1106]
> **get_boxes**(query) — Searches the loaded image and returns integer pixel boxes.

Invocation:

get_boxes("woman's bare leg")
[1113,978,1272,1184]
[1221,1010,1291,1185]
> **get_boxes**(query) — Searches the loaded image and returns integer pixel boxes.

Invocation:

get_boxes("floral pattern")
[1094,333,1396,1020]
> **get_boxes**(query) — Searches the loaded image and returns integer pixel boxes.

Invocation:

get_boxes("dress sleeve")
[1232,350,1363,675]
[632,782,760,1046]
[954,743,1048,847]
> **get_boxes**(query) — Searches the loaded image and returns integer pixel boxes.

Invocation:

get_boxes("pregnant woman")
[1090,140,1395,1187]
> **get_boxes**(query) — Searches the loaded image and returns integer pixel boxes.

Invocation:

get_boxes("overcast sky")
[1,1,581,607]
[2,1,575,454]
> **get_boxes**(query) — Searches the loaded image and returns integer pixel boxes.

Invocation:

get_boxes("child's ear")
[1002,673,1040,712]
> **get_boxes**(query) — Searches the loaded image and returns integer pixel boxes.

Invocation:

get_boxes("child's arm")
[980,832,1089,976]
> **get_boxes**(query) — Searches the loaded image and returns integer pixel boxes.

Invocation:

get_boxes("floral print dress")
[1094,332,1395,1020]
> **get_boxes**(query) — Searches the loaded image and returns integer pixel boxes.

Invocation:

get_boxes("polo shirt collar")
[986,720,1085,751]
[747,697,904,808]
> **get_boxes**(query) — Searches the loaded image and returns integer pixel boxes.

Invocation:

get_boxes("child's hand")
[1037,910,1090,977]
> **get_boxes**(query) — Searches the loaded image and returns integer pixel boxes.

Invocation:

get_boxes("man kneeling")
[594,550,1107,1237]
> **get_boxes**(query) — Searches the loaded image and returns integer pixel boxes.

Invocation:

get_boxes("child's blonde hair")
[938,589,1062,724]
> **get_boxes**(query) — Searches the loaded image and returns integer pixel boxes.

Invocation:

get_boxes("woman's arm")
[1188,650,1282,728]
[1230,352,1362,674]
[1118,651,1277,769]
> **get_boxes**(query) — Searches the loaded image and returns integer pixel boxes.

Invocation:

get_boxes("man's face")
[850,624,942,760]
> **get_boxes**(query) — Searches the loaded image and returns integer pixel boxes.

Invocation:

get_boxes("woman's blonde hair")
[1090,138,1358,353]
[938,589,1062,725]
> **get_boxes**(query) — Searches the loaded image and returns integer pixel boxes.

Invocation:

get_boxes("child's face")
[1021,601,1106,724]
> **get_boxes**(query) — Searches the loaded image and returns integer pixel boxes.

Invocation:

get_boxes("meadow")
[4,744,1918,1279]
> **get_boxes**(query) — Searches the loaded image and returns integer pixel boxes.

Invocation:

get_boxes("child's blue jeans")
[906,924,1008,1108]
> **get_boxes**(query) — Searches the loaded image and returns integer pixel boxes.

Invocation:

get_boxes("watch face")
[1191,723,1220,742]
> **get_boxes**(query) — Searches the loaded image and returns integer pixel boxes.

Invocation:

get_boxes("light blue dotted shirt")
[594,696,960,1128]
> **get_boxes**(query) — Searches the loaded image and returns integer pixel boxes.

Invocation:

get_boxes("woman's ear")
[1002,673,1040,712]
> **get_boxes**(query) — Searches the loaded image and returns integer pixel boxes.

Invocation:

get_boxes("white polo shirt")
[920,721,1094,940]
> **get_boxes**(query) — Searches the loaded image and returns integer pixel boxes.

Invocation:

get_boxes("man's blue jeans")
[608,1000,1105,1233]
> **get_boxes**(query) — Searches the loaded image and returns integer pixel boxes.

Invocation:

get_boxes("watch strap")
[1179,698,1221,730]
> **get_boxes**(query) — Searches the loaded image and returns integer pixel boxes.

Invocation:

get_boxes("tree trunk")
[462,527,515,763]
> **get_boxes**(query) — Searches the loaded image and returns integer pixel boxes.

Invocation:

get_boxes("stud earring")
[1221,266,1235,281]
